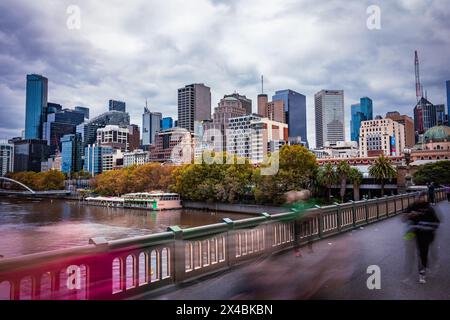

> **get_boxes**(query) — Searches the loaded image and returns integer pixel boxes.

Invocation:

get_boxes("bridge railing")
[0,189,446,300]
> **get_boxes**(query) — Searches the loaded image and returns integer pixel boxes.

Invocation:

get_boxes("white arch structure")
[0,177,36,194]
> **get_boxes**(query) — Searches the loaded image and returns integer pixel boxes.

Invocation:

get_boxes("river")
[0,197,252,258]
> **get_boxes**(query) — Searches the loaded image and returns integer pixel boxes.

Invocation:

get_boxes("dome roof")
[223,96,238,101]
[424,125,450,143]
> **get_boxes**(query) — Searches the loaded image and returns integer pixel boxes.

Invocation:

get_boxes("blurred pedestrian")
[427,182,436,205]
[445,185,450,202]
[404,201,440,284]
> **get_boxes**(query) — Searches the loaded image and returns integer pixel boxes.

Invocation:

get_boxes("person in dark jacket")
[427,182,436,205]
[404,201,440,283]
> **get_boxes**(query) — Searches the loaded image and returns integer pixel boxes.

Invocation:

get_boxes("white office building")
[314,90,345,148]
[226,114,288,163]
[123,149,149,167]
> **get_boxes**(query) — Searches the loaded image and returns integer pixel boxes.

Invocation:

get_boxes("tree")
[317,163,337,202]
[253,145,318,205]
[171,153,253,203]
[369,154,397,196]
[336,161,351,202]
[349,167,363,201]
[412,160,450,185]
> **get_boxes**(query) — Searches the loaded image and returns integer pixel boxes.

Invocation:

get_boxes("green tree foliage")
[336,161,351,202]
[172,153,253,203]
[349,167,363,201]
[368,154,397,196]
[413,160,450,185]
[253,145,318,205]
[317,163,337,201]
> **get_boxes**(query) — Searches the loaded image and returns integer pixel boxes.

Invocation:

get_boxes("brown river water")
[0,197,251,258]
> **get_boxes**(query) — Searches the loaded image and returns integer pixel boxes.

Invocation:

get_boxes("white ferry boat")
[85,192,182,210]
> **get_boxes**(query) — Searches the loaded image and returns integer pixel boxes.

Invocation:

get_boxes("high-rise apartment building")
[385,112,415,148]
[226,114,288,163]
[272,89,307,145]
[178,83,211,132]
[0,141,14,176]
[25,74,48,139]
[350,97,373,143]
[359,118,405,157]
[109,100,126,112]
[142,107,162,147]
[314,90,345,148]
[96,125,129,151]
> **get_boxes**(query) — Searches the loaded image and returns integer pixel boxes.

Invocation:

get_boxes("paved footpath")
[145,201,450,300]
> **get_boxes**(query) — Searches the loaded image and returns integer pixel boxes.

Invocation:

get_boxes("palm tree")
[317,163,337,202]
[336,161,351,202]
[349,167,363,201]
[369,154,397,196]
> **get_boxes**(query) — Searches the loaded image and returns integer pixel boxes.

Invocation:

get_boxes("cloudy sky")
[1,0,449,147]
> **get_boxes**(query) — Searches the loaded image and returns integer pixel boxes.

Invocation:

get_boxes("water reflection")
[0,198,251,258]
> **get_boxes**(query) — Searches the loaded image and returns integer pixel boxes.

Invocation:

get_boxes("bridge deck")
[146,201,450,300]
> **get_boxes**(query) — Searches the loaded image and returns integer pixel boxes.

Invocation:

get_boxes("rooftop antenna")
[261,75,264,94]
[415,50,422,102]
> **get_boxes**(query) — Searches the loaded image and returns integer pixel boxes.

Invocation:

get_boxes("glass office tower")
[161,117,174,130]
[61,133,82,174]
[25,74,48,139]
[350,97,373,142]
[272,89,307,146]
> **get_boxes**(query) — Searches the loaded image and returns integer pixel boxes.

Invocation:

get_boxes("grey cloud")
[0,0,449,146]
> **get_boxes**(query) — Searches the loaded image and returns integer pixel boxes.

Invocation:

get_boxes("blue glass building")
[161,117,174,130]
[25,74,48,139]
[61,133,82,174]
[83,144,112,176]
[272,89,307,146]
[350,97,373,142]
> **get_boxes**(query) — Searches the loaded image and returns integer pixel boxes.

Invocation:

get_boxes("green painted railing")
[0,189,446,300]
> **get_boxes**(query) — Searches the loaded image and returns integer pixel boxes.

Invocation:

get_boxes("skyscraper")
[436,104,446,126]
[272,89,307,145]
[25,74,48,139]
[178,83,211,132]
[161,117,174,130]
[224,93,252,114]
[314,90,345,148]
[385,112,415,148]
[0,141,14,176]
[142,107,162,146]
[109,100,126,112]
[414,97,436,134]
[42,107,85,155]
[350,97,373,143]
[13,139,49,172]
[446,80,450,126]
[61,133,82,174]
[75,106,90,119]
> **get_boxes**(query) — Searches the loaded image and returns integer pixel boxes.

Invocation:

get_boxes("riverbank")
[182,201,287,215]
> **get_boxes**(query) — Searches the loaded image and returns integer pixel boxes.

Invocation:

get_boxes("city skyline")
[1,1,450,149]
